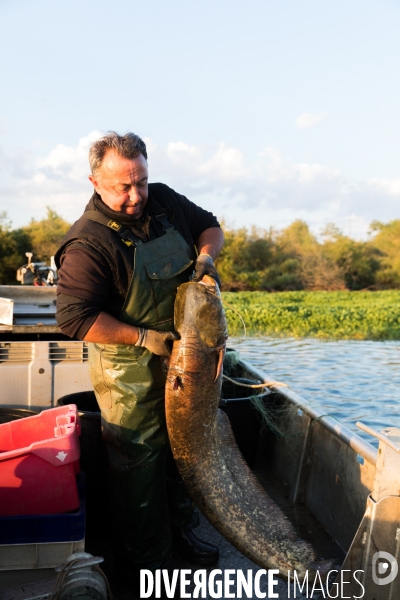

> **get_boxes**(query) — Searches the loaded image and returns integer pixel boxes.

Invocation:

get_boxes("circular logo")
[372,551,398,586]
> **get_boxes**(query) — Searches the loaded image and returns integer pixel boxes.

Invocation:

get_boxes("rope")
[51,559,79,600]
[50,558,114,600]
[221,374,337,439]
[220,296,247,340]
[204,287,247,340]
[222,373,288,389]
[94,565,114,599]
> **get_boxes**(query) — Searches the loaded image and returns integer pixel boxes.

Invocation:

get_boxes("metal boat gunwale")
[240,358,378,467]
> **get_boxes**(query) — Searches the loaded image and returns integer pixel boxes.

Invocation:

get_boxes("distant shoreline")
[222,290,400,341]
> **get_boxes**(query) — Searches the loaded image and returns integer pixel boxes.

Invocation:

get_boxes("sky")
[0,0,399,239]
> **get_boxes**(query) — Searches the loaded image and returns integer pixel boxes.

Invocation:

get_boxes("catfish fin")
[214,346,225,383]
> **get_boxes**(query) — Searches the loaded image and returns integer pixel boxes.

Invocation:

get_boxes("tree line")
[217,218,400,291]
[1,209,400,290]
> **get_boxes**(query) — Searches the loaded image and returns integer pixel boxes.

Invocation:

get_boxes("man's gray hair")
[89,131,148,174]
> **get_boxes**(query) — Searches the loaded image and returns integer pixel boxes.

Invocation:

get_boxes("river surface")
[229,336,400,447]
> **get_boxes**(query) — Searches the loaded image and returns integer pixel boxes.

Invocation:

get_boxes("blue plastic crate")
[0,473,85,545]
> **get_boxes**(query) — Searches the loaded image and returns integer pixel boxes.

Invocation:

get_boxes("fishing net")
[222,348,321,441]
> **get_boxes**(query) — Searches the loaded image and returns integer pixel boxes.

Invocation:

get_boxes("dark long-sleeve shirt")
[56,183,220,339]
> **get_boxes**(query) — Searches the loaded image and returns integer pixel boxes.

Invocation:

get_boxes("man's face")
[89,150,149,218]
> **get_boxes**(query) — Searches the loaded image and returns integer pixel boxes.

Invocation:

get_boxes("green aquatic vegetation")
[222,290,400,340]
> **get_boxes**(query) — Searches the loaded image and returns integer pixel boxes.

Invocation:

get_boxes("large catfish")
[165,275,327,579]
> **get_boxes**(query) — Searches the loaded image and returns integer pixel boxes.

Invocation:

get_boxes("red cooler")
[0,405,81,516]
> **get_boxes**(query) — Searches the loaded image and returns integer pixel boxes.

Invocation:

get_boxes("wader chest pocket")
[145,253,193,280]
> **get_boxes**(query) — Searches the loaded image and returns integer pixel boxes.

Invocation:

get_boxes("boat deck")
[0,466,343,600]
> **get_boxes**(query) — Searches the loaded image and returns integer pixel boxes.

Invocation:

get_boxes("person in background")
[55,131,224,586]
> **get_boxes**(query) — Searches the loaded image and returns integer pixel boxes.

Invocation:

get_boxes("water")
[229,336,400,447]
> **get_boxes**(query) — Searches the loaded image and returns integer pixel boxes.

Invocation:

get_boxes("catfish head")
[174,275,228,350]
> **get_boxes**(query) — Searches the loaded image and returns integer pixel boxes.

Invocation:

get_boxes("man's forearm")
[83,311,140,345]
[83,312,178,356]
[196,227,224,260]
[83,227,224,344]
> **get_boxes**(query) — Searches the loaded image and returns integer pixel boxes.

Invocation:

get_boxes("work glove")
[192,253,221,288]
[135,328,179,356]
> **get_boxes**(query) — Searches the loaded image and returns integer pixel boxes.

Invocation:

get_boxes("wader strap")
[151,203,174,231]
[84,210,143,247]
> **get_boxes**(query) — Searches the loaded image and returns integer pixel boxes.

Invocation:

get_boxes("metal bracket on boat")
[335,423,400,599]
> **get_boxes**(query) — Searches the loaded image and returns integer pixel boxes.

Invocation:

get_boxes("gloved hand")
[135,328,179,356]
[192,254,221,287]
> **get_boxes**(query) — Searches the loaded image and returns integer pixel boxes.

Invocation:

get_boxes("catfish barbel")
[165,275,328,579]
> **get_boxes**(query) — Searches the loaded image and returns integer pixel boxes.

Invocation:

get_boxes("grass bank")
[221,290,400,340]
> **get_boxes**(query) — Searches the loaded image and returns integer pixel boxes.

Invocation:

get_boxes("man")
[55,132,224,584]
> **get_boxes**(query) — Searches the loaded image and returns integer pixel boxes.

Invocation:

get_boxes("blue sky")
[1,0,399,238]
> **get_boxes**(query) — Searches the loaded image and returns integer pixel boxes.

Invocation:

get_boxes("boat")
[0,285,399,599]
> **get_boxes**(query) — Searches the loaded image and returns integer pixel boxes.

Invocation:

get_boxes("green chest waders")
[87,214,197,572]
